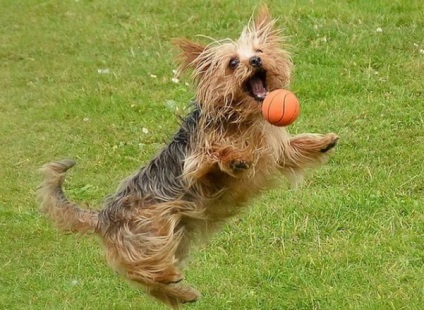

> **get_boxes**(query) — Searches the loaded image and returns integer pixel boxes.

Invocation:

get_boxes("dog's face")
[175,6,292,116]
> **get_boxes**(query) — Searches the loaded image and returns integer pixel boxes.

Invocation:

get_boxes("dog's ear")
[251,5,278,43]
[173,38,207,72]
[254,5,273,30]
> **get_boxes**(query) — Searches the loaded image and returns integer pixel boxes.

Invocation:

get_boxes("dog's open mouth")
[244,70,267,101]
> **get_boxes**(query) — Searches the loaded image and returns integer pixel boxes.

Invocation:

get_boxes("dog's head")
[175,6,292,117]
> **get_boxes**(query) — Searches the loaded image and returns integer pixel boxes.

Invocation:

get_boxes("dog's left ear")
[252,5,277,42]
[254,5,273,29]
[173,38,207,72]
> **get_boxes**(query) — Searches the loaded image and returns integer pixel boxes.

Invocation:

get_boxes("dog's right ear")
[173,38,207,72]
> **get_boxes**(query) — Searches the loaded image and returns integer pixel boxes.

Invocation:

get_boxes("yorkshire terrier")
[38,6,338,309]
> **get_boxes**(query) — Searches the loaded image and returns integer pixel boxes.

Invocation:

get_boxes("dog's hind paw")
[179,286,201,304]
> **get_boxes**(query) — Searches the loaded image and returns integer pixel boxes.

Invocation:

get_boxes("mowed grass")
[1,0,423,309]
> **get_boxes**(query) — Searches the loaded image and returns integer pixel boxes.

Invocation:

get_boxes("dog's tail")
[37,159,99,234]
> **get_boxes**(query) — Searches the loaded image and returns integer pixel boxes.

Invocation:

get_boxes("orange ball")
[262,89,300,126]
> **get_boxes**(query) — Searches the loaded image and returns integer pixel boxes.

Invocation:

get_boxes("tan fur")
[37,6,338,309]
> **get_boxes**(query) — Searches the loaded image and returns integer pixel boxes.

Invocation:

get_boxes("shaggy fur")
[38,6,338,309]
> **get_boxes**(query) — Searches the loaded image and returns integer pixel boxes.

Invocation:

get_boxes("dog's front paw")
[320,133,339,153]
[214,147,252,177]
[220,158,252,177]
[229,159,251,171]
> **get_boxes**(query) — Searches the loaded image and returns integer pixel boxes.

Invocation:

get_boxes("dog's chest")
[204,125,287,217]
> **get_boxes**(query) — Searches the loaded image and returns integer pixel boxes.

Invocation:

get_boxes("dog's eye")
[256,49,264,53]
[229,58,240,69]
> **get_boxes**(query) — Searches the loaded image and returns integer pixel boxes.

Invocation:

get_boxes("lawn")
[1,0,423,309]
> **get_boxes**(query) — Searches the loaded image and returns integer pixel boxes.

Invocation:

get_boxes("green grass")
[1,0,423,309]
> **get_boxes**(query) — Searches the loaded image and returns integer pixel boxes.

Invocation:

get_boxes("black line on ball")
[273,93,288,125]
[266,90,280,121]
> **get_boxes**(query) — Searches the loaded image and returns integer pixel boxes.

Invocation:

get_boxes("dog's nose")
[249,56,262,67]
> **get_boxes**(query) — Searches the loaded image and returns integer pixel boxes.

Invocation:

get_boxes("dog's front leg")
[214,146,252,177]
[279,133,338,187]
[183,146,252,184]
[285,132,339,167]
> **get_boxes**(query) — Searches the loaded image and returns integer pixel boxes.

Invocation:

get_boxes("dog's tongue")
[249,75,267,100]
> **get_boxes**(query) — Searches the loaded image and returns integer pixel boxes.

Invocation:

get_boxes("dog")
[37,6,338,309]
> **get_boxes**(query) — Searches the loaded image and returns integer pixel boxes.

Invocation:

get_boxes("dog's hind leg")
[102,201,202,308]
[105,231,201,308]
[120,244,200,308]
